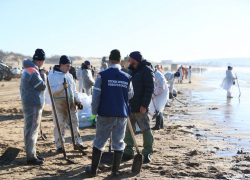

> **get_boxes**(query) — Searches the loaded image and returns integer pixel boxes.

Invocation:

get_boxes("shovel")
[0,147,20,165]
[235,73,241,99]
[47,77,76,164]
[40,121,47,140]
[127,117,142,173]
[63,78,86,156]
[100,136,113,164]
[173,96,187,106]
[151,98,159,119]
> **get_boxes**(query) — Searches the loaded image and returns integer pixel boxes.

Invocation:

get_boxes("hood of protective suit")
[53,65,62,72]
[23,59,36,68]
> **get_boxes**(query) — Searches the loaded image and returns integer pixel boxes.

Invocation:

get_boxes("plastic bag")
[78,93,93,127]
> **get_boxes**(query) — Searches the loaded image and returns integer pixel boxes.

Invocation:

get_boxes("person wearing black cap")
[221,66,237,98]
[47,55,87,153]
[85,49,133,177]
[164,72,180,107]
[122,51,155,163]
[81,60,95,95]
[20,48,46,165]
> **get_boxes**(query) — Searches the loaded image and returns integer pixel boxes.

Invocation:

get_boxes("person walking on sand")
[122,51,154,163]
[188,66,192,83]
[85,49,134,177]
[221,66,237,98]
[20,49,46,165]
[164,72,180,107]
[47,55,87,153]
[81,61,95,95]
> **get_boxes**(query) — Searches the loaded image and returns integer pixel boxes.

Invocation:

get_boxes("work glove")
[63,82,68,89]
[169,93,174,99]
[75,102,83,109]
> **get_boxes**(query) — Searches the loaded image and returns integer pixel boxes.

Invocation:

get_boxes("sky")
[0,0,250,62]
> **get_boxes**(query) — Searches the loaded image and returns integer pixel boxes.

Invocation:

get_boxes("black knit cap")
[59,55,71,65]
[109,49,121,62]
[33,48,46,61]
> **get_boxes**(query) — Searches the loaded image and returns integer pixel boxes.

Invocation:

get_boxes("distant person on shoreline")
[220,66,237,98]
[188,66,192,83]
[177,66,183,83]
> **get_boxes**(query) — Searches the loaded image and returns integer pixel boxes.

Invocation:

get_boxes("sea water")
[191,67,250,156]
[195,67,250,127]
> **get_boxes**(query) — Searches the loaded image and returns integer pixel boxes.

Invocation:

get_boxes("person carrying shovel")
[122,51,154,163]
[85,49,134,177]
[20,49,47,165]
[47,55,87,153]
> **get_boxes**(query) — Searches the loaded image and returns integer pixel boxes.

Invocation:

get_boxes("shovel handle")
[47,77,67,154]
[127,118,140,153]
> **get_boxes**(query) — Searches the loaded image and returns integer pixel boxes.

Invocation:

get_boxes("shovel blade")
[132,154,142,173]
[0,147,20,165]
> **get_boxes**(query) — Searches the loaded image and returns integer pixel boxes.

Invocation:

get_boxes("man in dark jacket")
[123,51,155,163]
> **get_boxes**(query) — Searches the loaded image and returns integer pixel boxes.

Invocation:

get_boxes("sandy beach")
[0,73,250,180]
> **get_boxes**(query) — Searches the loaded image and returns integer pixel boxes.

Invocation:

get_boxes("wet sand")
[0,75,249,179]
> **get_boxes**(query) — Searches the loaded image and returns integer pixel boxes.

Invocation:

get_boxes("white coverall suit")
[76,68,83,93]
[220,70,236,98]
[178,68,183,83]
[164,73,176,105]
[82,69,95,96]
[149,70,168,113]
[47,68,83,149]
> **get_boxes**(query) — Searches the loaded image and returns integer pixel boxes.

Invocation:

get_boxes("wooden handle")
[127,117,140,153]
[47,77,66,153]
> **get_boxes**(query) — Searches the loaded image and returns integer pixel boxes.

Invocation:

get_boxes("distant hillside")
[190,57,250,67]
[0,49,83,65]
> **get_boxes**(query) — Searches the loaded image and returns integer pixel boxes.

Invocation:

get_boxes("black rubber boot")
[143,154,152,163]
[111,151,123,177]
[151,116,160,130]
[85,147,102,177]
[159,113,164,129]
[27,158,44,165]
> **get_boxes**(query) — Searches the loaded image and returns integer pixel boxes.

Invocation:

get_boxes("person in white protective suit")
[188,66,192,83]
[149,69,168,130]
[81,61,95,95]
[164,72,180,107]
[177,66,183,83]
[76,63,84,92]
[47,55,88,153]
[100,62,108,72]
[220,66,237,98]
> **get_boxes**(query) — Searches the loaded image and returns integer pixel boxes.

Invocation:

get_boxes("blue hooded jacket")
[20,59,46,108]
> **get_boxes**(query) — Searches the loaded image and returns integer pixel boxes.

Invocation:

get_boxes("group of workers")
[20,48,193,177]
